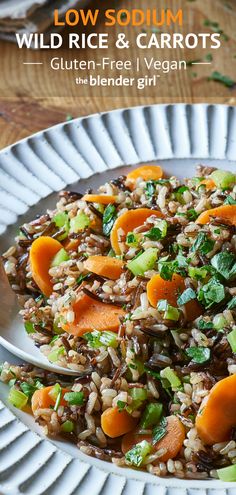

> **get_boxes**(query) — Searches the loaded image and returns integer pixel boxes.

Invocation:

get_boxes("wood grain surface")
[0,0,235,150]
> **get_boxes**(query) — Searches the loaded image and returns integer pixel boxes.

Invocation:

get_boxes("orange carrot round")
[122,415,185,462]
[82,194,117,205]
[147,273,202,322]
[31,386,68,415]
[61,293,125,336]
[101,407,137,438]
[196,375,236,445]
[111,208,164,255]
[127,165,163,190]
[196,205,236,225]
[84,255,124,280]
[30,236,63,297]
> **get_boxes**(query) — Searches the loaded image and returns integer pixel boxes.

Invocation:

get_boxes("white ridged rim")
[0,104,236,495]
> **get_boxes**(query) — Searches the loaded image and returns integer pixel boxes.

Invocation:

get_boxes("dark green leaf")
[211,252,236,280]
[103,204,117,236]
[152,417,168,444]
[186,346,211,363]
[20,380,43,399]
[177,288,196,306]
[145,181,156,198]
[144,227,162,240]
[187,208,198,220]
[117,400,126,411]
[209,71,235,88]
[198,319,214,330]
[197,277,225,308]
[191,232,214,255]
[76,273,91,285]
[224,196,236,205]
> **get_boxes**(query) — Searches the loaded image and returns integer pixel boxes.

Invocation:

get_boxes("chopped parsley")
[211,252,236,281]
[197,277,225,308]
[103,204,117,236]
[191,232,215,255]
[177,288,196,306]
[152,417,168,444]
[186,346,211,364]
[208,72,235,88]
[224,196,236,205]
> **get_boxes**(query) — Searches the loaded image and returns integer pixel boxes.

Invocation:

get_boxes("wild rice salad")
[1,164,236,481]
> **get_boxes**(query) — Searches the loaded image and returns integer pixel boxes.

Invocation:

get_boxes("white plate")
[0,103,236,495]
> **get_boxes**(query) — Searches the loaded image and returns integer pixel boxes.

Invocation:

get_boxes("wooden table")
[0,0,235,150]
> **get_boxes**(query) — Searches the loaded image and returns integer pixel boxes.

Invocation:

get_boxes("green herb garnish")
[186,346,211,363]
[103,204,117,236]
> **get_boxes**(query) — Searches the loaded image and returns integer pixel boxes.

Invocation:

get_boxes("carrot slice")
[29,236,63,297]
[61,293,125,336]
[31,386,68,415]
[64,238,80,252]
[84,255,124,280]
[101,407,137,438]
[196,375,236,445]
[200,179,216,191]
[110,208,164,255]
[127,165,163,191]
[147,273,202,322]
[196,205,236,225]
[122,415,185,462]
[82,194,117,205]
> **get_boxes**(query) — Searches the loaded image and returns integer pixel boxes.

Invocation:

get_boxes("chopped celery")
[125,440,152,467]
[210,169,236,189]
[64,391,84,406]
[213,314,227,331]
[70,212,90,233]
[130,387,147,402]
[141,402,163,428]
[217,464,236,482]
[48,347,65,362]
[83,330,118,349]
[8,388,28,409]
[61,420,74,433]
[157,300,180,321]
[53,318,65,334]
[48,383,61,402]
[188,266,210,281]
[160,367,181,389]
[53,212,68,228]
[53,212,69,240]
[51,248,70,267]
[227,327,236,353]
[99,331,118,348]
[127,248,158,276]
[24,321,36,334]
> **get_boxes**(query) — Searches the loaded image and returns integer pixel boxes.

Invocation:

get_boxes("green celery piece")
[70,212,90,233]
[161,367,181,389]
[51,248,70,267]
[127,248,158,276]
[217,464,236,482]
[227,327,236,353]
[125,440,151,467]
[210,169,236,189]
[8,388,28,409]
